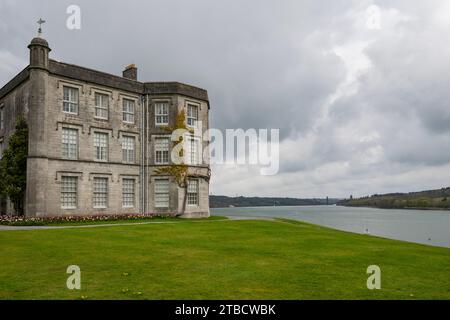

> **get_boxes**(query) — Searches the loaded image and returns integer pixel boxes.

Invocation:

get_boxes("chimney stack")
[123,64,137,80]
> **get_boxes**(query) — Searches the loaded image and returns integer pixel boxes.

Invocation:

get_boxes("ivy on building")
[155,110,210,215]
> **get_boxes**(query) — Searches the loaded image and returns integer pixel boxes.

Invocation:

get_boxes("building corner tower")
[25,36,51,216]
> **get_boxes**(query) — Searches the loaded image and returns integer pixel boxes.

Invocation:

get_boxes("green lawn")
[0,218,449,299]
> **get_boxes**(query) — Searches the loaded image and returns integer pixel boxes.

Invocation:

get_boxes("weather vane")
[37,18,46,36]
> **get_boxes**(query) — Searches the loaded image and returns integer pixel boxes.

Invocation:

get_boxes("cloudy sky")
[1,0,450,198]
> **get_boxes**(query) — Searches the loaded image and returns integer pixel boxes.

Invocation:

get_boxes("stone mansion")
[0,35,210,218]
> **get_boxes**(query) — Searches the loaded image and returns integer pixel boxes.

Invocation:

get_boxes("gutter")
[146,94,150,214]
[141,95,145,214]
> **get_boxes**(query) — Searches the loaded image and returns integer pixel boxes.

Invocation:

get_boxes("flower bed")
[0,213,172,226]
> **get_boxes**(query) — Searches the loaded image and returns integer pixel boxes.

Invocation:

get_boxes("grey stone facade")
[0,36,210,218]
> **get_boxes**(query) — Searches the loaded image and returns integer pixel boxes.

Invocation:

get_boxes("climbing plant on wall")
[155,110,210,216]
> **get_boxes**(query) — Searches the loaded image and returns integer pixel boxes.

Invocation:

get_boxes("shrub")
[0,117,28,215]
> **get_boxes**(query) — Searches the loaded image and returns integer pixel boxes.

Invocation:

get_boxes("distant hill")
[210,195,340,208]
[338,187,450,210]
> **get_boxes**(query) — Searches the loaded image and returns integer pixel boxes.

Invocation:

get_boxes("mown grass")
[0,218,449,300]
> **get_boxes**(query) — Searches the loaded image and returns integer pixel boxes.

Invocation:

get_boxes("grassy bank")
[339,187,450,209]
[0,218,449,299]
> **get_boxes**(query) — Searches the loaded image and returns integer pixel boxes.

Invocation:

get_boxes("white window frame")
[62,86,79,115]
[154,178,170,208]
[122,98,135,123]
[187,103,198,127]
[93,177,108,208]
[187,179,199,206]
[155,102,169,126]
[155,136,170,165]
[0,105,4,130]
[122,178,135,208]
[185,135,201,165]
[61,176,78,209]
[122,135,135,164]
[94,92,109,120]
[94,132,108,162]
[61,128,78,160]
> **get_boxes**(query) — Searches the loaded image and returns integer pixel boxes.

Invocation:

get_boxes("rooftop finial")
[37,18,46,37]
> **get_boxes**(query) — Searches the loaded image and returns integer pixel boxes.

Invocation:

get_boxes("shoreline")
[337,204,450,211]
[210,204,337,209]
